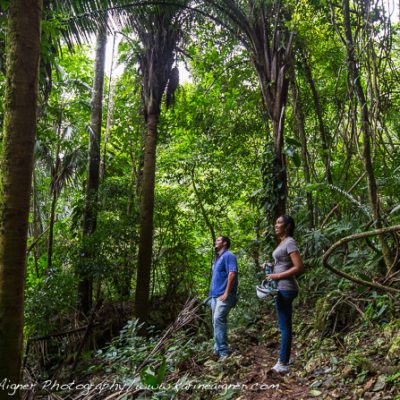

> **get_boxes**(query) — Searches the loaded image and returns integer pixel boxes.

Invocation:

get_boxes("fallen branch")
[73,297,205,400]
[322,225,400,294]
[69,298,103,379]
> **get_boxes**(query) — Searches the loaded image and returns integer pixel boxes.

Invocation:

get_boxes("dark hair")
[281,215,295,236]
[219,235,231,249]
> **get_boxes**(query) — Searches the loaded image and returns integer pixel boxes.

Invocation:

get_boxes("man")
[209,235,238,360]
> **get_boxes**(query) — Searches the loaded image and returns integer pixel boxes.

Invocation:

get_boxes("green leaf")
[293,152,301,167]
[286,137,301,147]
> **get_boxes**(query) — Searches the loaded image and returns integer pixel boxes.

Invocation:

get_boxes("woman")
[266,215,304,374]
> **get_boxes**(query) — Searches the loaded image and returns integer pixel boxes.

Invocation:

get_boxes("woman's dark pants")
[275,290,298,364]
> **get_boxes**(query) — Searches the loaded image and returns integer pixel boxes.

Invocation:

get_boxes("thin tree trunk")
[190,166,216,245]
[135,113,158,323]
[47,122,61,271]
[100,33,116,182]
[290,78,314,228]
[271,111,288,221]
[0,0,42,395]
[301,53,333,184]
[32,167,43,277]
[342,0,393,271]
[78,24,107,316]
[47,189,58,270]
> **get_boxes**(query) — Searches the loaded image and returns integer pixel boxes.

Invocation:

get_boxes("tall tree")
[78,22,107,316]
[133,2,187,323]
[206,0,294,222]
[0,0,43,395]
[341,0,394,271]
[290,75,314,228]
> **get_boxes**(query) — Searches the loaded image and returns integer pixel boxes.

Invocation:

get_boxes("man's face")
[214,236,227,252]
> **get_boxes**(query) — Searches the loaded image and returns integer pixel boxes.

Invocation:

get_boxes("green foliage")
[140,358,167,389]
[363,292,398,323]
[14,2,400,391]
[95,320,156,374]
[25,265,78,336]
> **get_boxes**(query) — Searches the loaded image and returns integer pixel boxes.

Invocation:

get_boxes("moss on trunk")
[0,0,42,396]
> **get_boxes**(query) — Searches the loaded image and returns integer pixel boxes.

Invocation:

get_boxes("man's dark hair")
[220,235,231,249]
[281,215,295,236]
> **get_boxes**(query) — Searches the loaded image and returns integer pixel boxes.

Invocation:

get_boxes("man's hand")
[218,292,229,302]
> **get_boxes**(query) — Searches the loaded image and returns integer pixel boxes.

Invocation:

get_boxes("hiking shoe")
[272,361,290,374]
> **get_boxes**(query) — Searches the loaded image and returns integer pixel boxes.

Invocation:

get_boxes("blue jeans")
[275,290,298,364]
[210,293,237,356]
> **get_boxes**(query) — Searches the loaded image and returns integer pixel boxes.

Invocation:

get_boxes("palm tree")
[205,0,294,221]
[0,0,43,396]
[131,1,188,323]
[56,0,188,321]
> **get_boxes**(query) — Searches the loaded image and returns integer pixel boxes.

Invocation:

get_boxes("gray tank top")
[272,237,299,291]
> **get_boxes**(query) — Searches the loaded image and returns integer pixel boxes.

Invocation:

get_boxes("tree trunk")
[135,113,158,323]
[301,53,333,184]
[190,166,216,245]
[78,24,107,316]
[47,124,61,271]
[100,33,116,182]
[32,167,43,277]
[342,0,393,271]
[47,189,58,270]
[0,0,42,396]
[249,10,293,223]
[290,78,314,228]
[132,4,182,324]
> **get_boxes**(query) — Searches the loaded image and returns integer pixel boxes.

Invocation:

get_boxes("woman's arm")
[266,251,304,280]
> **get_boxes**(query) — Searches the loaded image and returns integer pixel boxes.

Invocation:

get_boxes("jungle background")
[0,0,399,399]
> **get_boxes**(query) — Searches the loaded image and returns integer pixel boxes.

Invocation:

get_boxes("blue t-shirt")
[210,250,238,297]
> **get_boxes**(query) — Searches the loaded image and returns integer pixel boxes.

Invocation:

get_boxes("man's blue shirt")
[210,250,238,297]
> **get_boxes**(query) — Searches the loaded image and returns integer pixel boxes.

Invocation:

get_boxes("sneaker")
[271,361,290,374]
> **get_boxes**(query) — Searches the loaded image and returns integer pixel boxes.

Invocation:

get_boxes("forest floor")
[24,298,400,400]
[169,304,400,400]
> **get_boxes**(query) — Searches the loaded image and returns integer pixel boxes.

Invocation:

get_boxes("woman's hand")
[260,261,266,270]
[266,273,280,280]
[261,261,274,270]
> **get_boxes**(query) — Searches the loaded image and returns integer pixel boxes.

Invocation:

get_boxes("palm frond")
[48,0,190,46]
[52,146,86,194]
[328,184,372,218]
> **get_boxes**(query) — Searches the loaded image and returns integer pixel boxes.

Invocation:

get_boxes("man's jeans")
[210,293,237,356]
[275,290,298,364]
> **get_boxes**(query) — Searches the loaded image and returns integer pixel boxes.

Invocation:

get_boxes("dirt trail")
[227,327,313,400]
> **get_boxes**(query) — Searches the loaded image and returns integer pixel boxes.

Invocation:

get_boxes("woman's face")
[274,216,286,237]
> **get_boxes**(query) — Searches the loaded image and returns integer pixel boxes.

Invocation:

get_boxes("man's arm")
[218,272,236,301]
